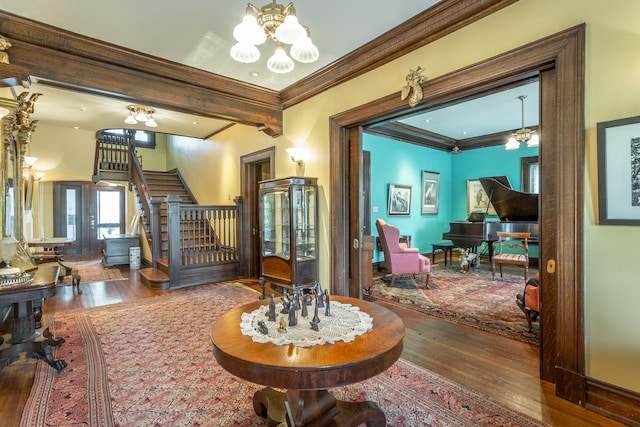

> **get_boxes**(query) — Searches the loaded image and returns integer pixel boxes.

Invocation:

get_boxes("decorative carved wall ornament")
[0,34,11,64]
[400,66,426,107]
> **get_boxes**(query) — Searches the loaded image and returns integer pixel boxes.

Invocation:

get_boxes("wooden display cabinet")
[258,177,318,296]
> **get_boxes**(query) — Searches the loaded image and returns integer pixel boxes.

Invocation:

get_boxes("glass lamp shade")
[231,42,261,63]
[527,133,540,147]
[145,116,158,127]
[290,36,319,63]
[275,15,306,45]
[134,111,148,122]
[0,235,18,266]
[124,113,137,124]
[267,45,294,74]
[505,137,520,150]
[233,15,267,45]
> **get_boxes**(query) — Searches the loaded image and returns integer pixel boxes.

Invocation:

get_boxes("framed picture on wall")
[467,179,496,215]
[388,183,412,216]
[421,171,440,215]
[597,115,640,225]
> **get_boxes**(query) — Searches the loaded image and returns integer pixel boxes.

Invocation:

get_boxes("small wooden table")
[211,296,404,427]
[0,264,67,371]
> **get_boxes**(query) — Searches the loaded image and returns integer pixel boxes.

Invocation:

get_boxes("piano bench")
[432,242,456,267]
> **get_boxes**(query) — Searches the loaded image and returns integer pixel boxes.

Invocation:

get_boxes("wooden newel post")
[149,197,163,268]
[234,196,245,277]
[166,194,182,287]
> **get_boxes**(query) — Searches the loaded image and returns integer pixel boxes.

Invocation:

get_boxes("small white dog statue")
[459,249,478,273]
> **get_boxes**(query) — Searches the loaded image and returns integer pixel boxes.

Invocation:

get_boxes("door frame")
[240,147,275,278]
[330,26,585,402]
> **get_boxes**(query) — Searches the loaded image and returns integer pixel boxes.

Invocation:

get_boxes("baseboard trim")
[586,377,640,426]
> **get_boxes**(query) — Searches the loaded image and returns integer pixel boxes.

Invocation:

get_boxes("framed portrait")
[421,171,440,215]
[597,115,640,225]
[388,183,412,216]
[467,179,496,215]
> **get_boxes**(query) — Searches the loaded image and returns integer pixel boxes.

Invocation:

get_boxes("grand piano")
[442,176,539,260]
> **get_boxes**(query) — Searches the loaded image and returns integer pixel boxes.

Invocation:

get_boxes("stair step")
[139,267,170,290]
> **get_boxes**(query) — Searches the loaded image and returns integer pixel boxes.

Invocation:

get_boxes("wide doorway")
[53,181,126,256]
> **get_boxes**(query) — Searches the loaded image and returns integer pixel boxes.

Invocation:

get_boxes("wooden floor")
[0,260,623,427]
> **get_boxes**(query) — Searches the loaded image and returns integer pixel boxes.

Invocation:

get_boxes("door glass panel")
[97,190,121,238]
[65,188,77,240]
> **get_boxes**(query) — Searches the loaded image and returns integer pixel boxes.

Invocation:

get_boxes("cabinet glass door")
[294,185,316,261]
[261,189,290,259]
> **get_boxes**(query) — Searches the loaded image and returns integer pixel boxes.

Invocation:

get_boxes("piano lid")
[479,177,539,222]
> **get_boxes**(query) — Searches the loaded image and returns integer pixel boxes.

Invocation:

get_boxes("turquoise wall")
[364,133,538,263]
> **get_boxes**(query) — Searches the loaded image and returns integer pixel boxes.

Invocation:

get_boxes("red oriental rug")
[21,282,546,426]
[367,266,539,345]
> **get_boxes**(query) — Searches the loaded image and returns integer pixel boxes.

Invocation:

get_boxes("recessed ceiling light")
[249,71,259,77]
[192,121,198,125]
[73,126,80,130]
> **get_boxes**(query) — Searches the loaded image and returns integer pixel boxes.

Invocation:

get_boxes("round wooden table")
[211,296,404,427]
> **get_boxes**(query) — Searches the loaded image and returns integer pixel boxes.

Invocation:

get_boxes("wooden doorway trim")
[240,147,275,278]
[330,25,585,403]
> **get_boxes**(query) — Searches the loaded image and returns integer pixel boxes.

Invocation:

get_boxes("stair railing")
[166,195,243,286]
[128,141,155,257]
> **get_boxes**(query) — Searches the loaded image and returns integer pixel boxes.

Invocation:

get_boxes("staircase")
[93,130,243,290]
[134,170,195,289]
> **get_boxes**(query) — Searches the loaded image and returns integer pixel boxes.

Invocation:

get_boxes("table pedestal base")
[0,328,67,372]
[253,387,385,427]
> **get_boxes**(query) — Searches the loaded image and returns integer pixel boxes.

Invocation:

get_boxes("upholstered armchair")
[375,219,430,288]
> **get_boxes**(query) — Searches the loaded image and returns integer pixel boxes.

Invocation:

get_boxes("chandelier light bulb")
[231,41,261,63]
[145,114,158,128]
[527,133,539,147]
[267,44,294,73]
[233,14,266,45]
[505,136,520,150]
[124,113,137,124]
[290,35,319,63]
[134,110,148,122]
[275,14,306,45]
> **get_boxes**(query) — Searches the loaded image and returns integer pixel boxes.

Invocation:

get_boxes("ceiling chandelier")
[231,1,319,74]
[505,95,539,150]
[124,105,157,128]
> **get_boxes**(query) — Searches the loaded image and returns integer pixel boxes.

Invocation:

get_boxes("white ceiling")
[0,1,539,143]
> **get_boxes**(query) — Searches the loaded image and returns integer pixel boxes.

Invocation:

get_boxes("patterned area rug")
[57,259,124,285]
[21,282,547,426]
[367,266,539,345]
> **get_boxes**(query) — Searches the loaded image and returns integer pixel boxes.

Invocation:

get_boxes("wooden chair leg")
[73,274,82,294]
[525,308,533,332]
[424,273,430,289]
[390,274,396,287]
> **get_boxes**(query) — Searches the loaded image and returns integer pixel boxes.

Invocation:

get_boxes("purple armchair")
[375,219,430,288]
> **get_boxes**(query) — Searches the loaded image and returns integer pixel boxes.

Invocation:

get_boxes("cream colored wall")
[190,0,640,393]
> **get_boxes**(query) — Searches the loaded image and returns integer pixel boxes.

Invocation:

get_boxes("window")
[103,128,156,149]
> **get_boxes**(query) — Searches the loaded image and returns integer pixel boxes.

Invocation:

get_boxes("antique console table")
[211,296,404,426]
[0,263,66,371]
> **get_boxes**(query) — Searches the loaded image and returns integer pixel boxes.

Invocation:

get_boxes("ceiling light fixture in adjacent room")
[506,95,539,150]
[231,1,319,74]
[124,105,157,127]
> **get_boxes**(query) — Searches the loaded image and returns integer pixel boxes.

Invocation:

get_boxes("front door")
[53,181,126,255]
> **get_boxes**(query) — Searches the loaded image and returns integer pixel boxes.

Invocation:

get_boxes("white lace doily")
[240,301,373,347]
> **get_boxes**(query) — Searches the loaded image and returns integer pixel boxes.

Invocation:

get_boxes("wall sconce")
[24,156,38,166]
[286,147,306,166]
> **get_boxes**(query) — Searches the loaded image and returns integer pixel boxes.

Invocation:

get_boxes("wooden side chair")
[57,260,82,294]
[491,231,530,282]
